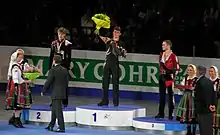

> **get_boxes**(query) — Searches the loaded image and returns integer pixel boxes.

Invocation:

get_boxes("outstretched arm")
[99,36,111,44]
[42,69,54,94]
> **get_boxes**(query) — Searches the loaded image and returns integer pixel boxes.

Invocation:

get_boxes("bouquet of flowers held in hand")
[91,13,111,35]
[23,66,41,82]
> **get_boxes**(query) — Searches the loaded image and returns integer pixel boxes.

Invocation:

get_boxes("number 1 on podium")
[92,113,97,122]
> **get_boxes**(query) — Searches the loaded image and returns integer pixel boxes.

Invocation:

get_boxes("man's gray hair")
[53,55,62,64]
[197,65,206,76]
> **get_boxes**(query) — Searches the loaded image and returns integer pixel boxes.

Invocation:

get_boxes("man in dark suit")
[41,55,69,132]
[194,65,216,135]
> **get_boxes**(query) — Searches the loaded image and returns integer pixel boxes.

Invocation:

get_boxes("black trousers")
[49,99,65,130]
[197,113,213,135]
[61,64,69,106]
[158,75,174,115]
[102,62,119,105]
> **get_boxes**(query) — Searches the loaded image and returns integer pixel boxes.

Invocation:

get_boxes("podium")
[76,104,146,130]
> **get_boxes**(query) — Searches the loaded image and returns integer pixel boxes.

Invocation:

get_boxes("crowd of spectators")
[0,0,219,58]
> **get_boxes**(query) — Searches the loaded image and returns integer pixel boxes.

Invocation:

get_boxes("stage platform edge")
[76,104,146,130]
[21,104,76,126]
[133,117,199,134]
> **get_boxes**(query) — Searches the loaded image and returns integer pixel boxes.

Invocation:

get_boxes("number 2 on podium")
[92,113,97,122]
[36,112,41,119]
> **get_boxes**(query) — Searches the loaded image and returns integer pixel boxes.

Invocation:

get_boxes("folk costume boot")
[12,118,21,128]
[214,128,218,135]
[186,125,192,135]
[18,118,24,128]
[8,114,15,125]
[192,124,196,135]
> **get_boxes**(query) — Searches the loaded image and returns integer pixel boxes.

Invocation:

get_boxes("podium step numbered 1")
[76,104,146,128]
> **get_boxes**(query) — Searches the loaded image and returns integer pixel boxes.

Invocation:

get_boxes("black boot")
[97,100,109,106]
[186,125,192,135]
[168,110,173,120]
[155,113,164,119]
[8,114,15,125]
[113,99,119,107]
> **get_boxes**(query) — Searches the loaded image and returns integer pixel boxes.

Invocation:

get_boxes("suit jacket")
[49,40,72,70]
[42,64,69,100]
[195,76,217,114]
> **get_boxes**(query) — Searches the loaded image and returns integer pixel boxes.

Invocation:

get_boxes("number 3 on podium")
[36,112,41,119]
[92,113,97,122]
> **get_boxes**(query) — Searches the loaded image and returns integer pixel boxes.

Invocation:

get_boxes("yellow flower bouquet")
[91,13,111,34]
[23,67,41,87]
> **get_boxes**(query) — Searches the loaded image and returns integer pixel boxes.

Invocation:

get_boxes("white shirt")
[7,52,18,80]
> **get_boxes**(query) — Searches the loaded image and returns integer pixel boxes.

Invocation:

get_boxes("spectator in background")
[81,9,94,36]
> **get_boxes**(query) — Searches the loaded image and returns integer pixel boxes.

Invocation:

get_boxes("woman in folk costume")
[7,49,29,80]
[176,64,197,135]
[209,66,220,135]
[5,50,32,128]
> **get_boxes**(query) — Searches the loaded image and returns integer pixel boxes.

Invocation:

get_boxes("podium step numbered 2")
[21,105,76,125]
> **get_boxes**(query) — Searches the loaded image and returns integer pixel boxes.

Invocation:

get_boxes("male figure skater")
[97,26,126,107]
[49,27,71,106]
[155,40,180,120]
[42,55,69,132]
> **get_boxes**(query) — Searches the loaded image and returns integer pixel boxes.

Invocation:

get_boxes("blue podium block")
[21,104,76,125]
[133,117,199,134]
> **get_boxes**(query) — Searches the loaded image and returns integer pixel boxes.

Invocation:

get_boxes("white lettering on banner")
[2,46,220,93]
[69,62,76,78]
[94,63,103,80]
[27,59,44,75]
[119,64,125,81]
[146,66,158,83]
[129,65,143,83]
[76,62,89,79]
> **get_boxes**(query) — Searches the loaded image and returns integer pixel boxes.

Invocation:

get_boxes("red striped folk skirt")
[213,99,220,128]
[5,79,32,110]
